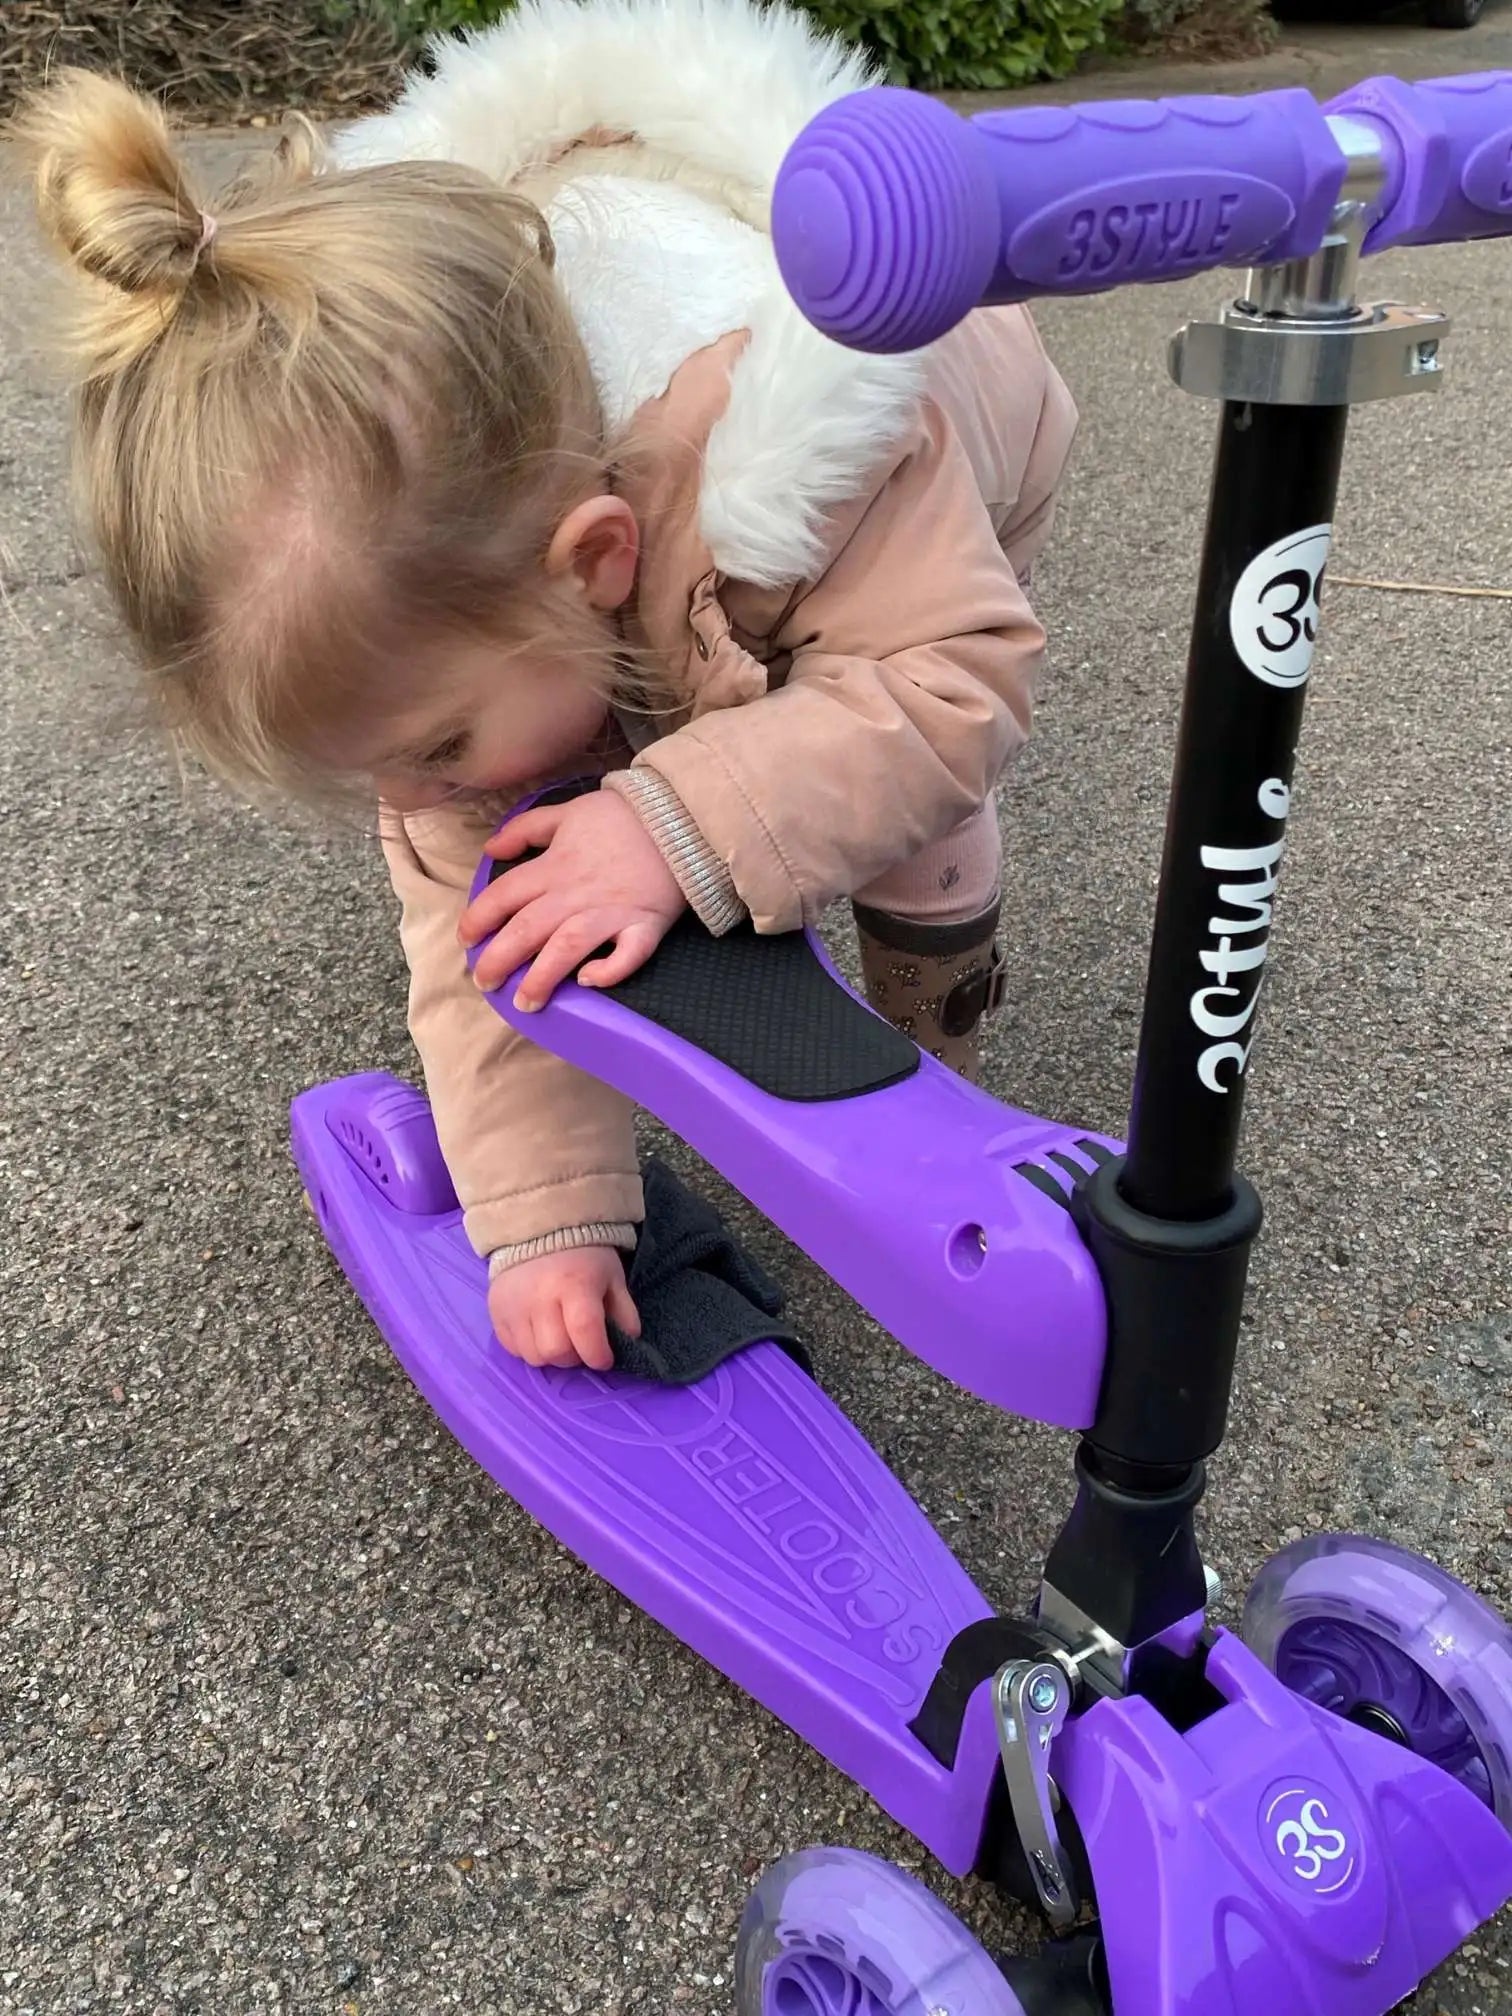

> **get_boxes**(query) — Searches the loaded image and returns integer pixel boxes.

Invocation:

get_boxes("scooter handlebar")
[1329,71,1512,252]
[771,73,1512,351]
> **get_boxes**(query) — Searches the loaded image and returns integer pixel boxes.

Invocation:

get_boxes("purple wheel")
[1244,1533,1512,1829]
[734,1848,1025,2015]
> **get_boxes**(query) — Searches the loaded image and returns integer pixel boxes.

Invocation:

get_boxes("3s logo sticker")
[1275,1799,1349,1882]
[1230,525,1332,690]
[1264,1785,1357,1896]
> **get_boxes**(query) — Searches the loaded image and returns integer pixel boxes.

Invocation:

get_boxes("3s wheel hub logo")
[1262,1784,1357,1896]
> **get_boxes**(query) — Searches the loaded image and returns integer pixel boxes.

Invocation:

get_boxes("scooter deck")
[291,1072,1002,1874]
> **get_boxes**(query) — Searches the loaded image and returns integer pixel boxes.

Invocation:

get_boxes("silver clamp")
[999,1569,1226,1928]
[1037,1583,1127,1702]
[1170,114,1449,410]
[992,1658,1080,1931]
[1168,299,1449,408]
[1036,1560,1224,1703]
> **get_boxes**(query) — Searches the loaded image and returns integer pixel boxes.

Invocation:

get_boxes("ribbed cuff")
[602,767,747,937]
[487,1221,640,1278]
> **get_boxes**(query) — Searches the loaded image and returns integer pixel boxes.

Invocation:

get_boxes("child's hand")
[460,791,686,1007]
[487,1245,640,1372]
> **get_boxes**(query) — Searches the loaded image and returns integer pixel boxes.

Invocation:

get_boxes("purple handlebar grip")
[1326,72,1512,252]
[773,85,1347,348]
[771,90,1003,354]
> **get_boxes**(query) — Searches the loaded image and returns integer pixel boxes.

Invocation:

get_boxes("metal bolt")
[1032,1849,1064,1898]
[1027,1671,1060,1716]
[1413,339,1442,373]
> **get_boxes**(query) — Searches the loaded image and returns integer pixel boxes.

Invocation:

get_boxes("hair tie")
[196,211,218,254]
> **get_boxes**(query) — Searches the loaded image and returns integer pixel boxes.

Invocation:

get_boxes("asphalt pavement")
[3,17,1511,2015]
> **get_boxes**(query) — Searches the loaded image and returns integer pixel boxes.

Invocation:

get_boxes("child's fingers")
[484,804,565,859]
[565,1294,615,1373]
[576,920,667,991]
[492,1312,525,1357]
[527,1308,577,1370]
[471,897,556,993]
[512,914,617,1012]
[606,1278,642,1340]
[457,860,547,946]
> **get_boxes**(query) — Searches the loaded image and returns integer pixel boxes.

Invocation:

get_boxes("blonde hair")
[9,70,617,802]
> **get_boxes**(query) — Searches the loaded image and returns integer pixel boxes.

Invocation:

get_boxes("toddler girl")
[15,0,1076,1376]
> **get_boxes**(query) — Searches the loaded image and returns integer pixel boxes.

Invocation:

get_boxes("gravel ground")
[3,126,1511,2016]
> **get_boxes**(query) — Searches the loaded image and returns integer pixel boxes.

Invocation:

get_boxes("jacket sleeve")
[621,397,1044,934]
[379,804,643,1260]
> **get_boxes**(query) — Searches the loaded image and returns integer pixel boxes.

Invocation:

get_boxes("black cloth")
[608,1159,812,1384]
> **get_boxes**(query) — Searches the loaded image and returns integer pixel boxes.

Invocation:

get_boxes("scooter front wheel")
[1244,1532,1512,1828]
[735,1847,1026,2015]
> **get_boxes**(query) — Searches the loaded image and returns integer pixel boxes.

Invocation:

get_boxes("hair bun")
[12,68,211,299]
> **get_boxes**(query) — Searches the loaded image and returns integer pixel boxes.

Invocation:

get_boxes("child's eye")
[417,731,471,771]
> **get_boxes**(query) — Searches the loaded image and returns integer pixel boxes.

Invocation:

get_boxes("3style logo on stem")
[1230,524,1332,692]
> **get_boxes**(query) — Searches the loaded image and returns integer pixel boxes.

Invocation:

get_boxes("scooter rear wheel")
[1244,1532,1512,1829]
[734,1847,1027,2015]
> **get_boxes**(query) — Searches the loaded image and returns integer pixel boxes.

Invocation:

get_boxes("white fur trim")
[699,282,927,588]
[331,0,872,197]
[332,0,930,591]
[545,178,771,435]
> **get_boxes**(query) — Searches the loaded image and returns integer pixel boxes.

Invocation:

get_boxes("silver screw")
[1031,1849,1064,1897]
[1027,1671,1060,1716]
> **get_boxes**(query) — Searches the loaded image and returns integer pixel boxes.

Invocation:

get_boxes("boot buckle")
[939,942,1006,1039]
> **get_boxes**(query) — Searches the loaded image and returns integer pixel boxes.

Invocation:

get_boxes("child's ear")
[546,494,639,611]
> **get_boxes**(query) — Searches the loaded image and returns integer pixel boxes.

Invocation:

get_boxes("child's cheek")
[374,774,451,813]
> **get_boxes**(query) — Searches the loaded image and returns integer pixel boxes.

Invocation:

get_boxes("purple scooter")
[291,70,1512,2014]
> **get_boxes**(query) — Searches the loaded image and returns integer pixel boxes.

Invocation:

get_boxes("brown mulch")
[0,1,414,127]
[1121,0,1278,64]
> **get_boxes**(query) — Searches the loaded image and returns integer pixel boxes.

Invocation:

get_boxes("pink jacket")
[337,0,1079,1263]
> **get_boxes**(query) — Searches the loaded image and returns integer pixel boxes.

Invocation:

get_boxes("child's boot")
[851,898,1006,1085]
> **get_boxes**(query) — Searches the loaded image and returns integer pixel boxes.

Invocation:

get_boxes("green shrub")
[365,0,1269,92]
[774,0,1124,91]
[369,0,505,31]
